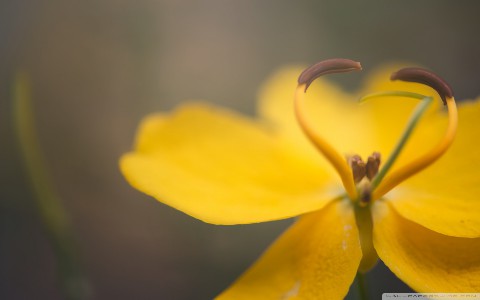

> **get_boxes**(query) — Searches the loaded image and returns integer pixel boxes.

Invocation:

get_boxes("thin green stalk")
[359,91,433,189]
[13,73,91,300]
[358,91,428,104]
[356,272,369,300]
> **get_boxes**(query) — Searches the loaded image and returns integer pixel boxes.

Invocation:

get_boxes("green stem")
[13,73,91,300]
[356,272,369,300]
[359,91,433,190]
[371,96,433,188]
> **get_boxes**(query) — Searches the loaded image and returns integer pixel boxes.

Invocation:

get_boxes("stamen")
[295,59,362,199]
[298,58,362,92]
[365,152,381,180]
[372,68,457,199]
[391,67,453,105]
[349,155,366,183]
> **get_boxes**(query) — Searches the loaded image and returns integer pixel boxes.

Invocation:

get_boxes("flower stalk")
[356,272,369,300]
[13,73,91,300]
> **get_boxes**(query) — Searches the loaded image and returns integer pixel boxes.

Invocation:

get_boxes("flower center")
[295,58,457,203]
[348,152,381,207]
[296,59,457,274]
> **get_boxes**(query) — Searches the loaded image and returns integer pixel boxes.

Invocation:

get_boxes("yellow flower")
[120,59,480,299]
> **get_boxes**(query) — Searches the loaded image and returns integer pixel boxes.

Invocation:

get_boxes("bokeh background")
[1,0,480,299]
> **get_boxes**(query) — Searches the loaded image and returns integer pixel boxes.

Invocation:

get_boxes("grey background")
[1,0,479,299]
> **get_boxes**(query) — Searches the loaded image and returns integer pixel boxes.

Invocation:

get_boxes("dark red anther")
[298,58,362,92]
[391,67,453,105]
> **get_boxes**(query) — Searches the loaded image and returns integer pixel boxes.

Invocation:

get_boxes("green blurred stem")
[356,272,369,300]
[371,95,433,189]
[13,73,90,300]
[359,91,433,190]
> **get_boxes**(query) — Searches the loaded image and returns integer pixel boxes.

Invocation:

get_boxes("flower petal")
[120,103,336,225]
[372,200,480,292]
[387,99,480,238]
[217,199,362,300]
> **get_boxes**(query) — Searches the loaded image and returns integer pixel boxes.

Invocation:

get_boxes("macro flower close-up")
[6,2,480,300]
[120,58,480,299]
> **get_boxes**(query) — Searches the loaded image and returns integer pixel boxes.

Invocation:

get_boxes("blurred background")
[1,0,480,299]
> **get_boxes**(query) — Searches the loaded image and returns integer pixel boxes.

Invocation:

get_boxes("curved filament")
[295,59,362,199]
[294,85,358,199]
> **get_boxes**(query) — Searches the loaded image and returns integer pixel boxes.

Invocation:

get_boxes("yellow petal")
[217,199,362,300]
[387,99,480,238]
[372,200,480,292]
[120,103,336,225]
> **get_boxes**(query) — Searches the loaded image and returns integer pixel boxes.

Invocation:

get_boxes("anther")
[390,67,454,105]
[365,152,381,180]
[298,58,362,92]
[349,155,366,183]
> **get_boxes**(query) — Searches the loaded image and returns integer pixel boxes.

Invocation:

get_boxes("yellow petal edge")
[120,103,337,225]
[217,199,362,300]
[373,200,480,292]
[388,99,480,238]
